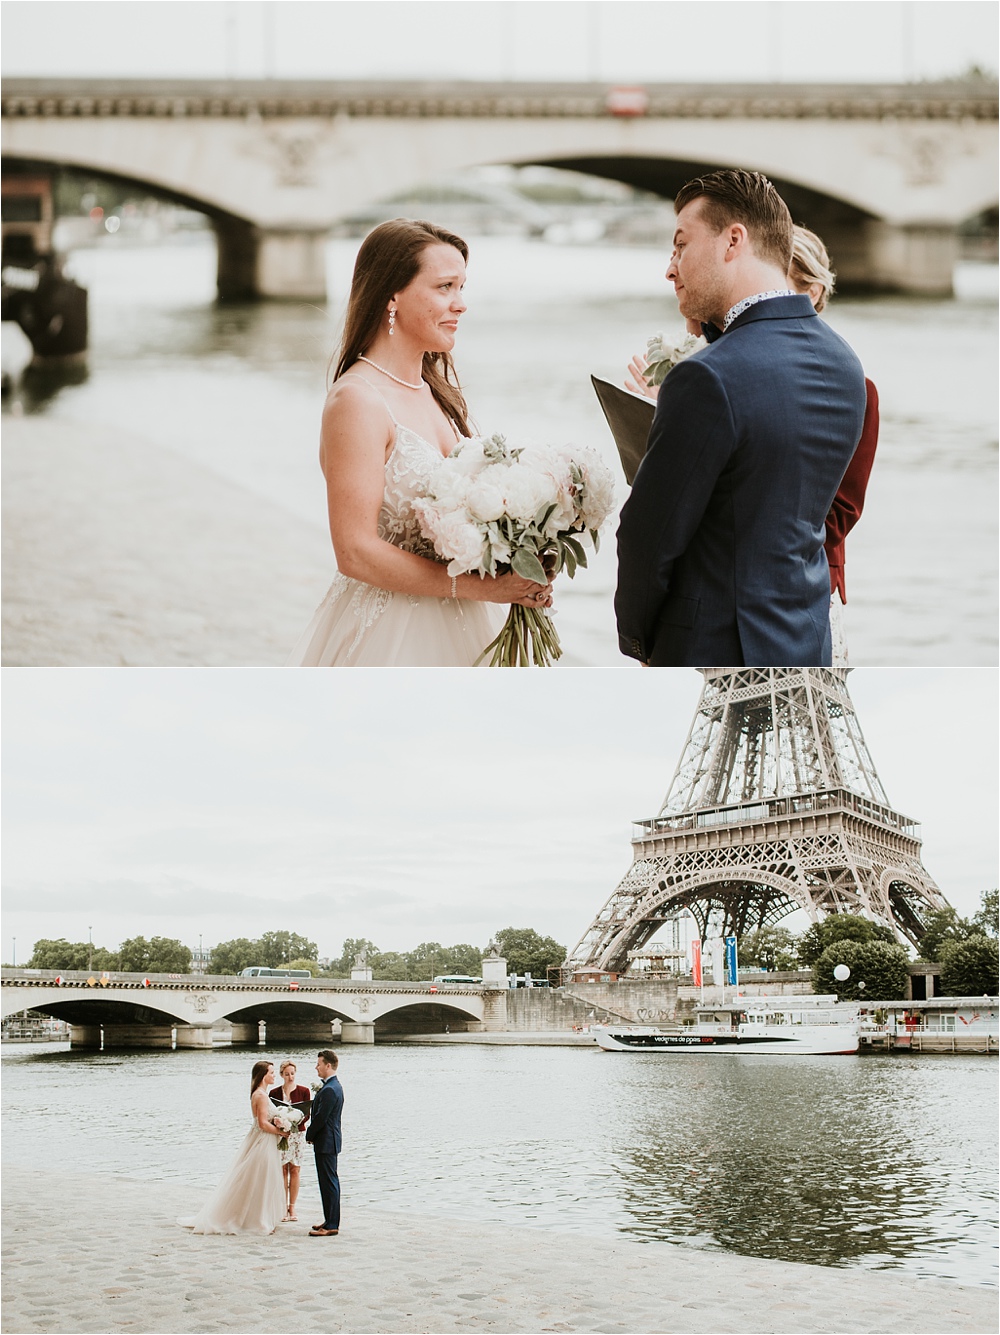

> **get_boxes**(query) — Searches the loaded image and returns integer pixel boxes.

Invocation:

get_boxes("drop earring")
[388,308,396,336]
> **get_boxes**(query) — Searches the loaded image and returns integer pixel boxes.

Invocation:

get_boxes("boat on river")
[592,995,859,1055]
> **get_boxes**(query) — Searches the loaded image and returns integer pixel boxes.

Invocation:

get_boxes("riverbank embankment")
[1,1166,995,1335]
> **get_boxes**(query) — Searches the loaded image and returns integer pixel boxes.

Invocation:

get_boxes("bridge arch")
[611,867,815,956]
[4,153,264,301]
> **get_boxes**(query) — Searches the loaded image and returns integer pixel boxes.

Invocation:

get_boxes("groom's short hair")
[317,1049,338,1069]
[674,170,793,273]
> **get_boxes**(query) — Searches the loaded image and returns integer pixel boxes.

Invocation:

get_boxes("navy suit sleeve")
[615,357,735,661]
[305,1086,327,1143]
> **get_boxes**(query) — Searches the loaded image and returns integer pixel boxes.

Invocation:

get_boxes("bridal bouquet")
[272,1107,304,1152]
[643,330,707,387]
[412,433,616,667]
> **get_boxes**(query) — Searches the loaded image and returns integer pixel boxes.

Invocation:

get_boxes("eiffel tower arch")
[567,669,949,975]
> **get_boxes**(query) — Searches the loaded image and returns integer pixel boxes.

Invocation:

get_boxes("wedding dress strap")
[340,371,401,427]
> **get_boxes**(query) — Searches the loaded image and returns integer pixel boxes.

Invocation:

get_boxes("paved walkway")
[2,415,332,666]
[2,1167,995,1334]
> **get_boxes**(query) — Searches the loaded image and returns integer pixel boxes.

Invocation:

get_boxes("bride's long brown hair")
[250,1060,273,1096]
[333,218,472,437]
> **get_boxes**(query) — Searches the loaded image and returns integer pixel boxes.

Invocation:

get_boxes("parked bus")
[431,974,481,985]
[240,967,313,979]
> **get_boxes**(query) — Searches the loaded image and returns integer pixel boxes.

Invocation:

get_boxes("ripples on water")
[2,1042,996,1286]
[11,237,999,666]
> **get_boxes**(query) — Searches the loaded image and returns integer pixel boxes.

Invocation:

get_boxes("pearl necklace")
[358,356,424,390]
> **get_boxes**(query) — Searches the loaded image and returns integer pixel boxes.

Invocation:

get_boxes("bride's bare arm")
[320,380,550,607]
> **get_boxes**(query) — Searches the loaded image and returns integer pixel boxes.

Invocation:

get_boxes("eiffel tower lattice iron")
[567,668,949,974]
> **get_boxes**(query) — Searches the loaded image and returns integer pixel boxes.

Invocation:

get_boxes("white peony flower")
[575,448,617,530]
[467,479,506,523]
[499,462,557,523]
[426,510,486,573]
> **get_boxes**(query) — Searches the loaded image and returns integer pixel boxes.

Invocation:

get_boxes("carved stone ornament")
[189,993,210,1013]
[238,112,354,188]
[356,995,372,1013]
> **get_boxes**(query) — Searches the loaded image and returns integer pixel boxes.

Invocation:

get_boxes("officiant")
[269,1060,311,1224]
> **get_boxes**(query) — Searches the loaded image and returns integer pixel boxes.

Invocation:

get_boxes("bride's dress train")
[178,1121,285,1235]
[289,417,504,667]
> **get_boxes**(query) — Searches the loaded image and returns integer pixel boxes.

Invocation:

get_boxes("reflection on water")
[5,237,998,665]
[2,1042,995,1286]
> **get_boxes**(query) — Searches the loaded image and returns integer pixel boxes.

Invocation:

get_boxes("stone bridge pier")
[213,218,329,302]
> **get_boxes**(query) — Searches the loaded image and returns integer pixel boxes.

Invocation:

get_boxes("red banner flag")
[142,977,151,987]
[690,938,703,988]
[288,980,300,991]
[54,975,63,985]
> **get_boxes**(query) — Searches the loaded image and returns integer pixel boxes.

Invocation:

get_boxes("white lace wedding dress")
[288,409,505,667]
[178,1117,285,1235]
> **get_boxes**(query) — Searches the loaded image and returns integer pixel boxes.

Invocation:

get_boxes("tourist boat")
[592,996,859,1055]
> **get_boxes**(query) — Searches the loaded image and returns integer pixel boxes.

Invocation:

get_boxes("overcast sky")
[2,668,995,965]
[1,1,996,84]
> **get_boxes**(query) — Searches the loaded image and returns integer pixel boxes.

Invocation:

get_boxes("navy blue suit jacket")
[305,1075,343,1155]
[615,295,866,666]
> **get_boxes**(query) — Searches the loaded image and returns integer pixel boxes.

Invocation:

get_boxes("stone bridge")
[2,77,996,298]
[0,968,506,1048]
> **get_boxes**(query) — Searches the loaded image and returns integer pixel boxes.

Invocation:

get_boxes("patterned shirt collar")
[722,288,798,331]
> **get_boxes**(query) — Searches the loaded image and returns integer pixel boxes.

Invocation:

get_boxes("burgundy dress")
[825,379,879,602]
[269,1085,311,1165]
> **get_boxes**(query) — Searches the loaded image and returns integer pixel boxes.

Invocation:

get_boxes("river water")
[2,1041,996,1287]
[13,236,998,667]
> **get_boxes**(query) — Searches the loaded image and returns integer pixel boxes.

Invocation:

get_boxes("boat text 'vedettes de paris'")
[592,996,860,1055]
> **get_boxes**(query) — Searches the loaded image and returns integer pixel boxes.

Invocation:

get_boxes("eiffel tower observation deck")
[567,669,949,976]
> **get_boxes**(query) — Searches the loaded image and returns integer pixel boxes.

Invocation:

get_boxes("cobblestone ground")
[2,1168,996,1334]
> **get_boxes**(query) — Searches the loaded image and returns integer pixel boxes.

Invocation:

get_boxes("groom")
[615,169,867,667]
[307,1049,343,1237]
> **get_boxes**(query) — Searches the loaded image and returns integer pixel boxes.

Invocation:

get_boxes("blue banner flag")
[725,935,739,987]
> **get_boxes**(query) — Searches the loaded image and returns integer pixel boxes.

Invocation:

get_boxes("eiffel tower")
[567,668,949,975]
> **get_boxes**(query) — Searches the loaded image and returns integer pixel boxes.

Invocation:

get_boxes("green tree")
[371,950,408,981]
[939,935,999,997]
[27,938,119,971]
[404,942,448,980]
[438,943,483,976]
[797,914,896,967]
[209,938,259,975]
[737,926,799,971]
[916,906,972,961]
[286,958,321,976]
[117,936,191,973]
[494,927,566,978]
[813,939,910,1001]
[256,931,317,968]
[971,889,999,939]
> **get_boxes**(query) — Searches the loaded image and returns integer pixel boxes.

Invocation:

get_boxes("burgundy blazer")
[825,378,879,602]
[269,1084,311,1130]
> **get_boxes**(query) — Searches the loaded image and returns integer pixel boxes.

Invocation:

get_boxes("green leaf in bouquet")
[563,534,589,571]
[559,538,577,579]
[535,502,557,530]
[511,548,548,585]
[590,528,601,553]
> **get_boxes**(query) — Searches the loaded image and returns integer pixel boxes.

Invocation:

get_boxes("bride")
[288,218,553,667]
[178,1060,286,1235]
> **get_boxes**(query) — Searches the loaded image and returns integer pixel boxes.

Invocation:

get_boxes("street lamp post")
[88,926,93,973]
